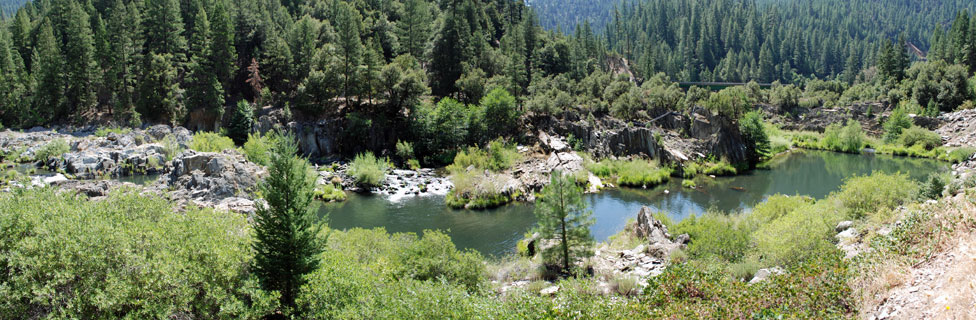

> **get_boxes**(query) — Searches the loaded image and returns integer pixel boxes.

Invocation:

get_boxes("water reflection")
[323,150,946,256]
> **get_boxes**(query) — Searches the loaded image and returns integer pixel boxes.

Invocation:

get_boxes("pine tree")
[143,0,186,63]
[397,0,431,59]
[63,2,98,119]
[209,0,236,88]
[253,132,322,310]
[534,170,594,273]
[32,21,64,125]
[9,9,31,70]
[334,2,362,105]
[362,38,383,104]
[227,100,253,145]
[137,53,182,124]
[105,0,141,121]
[185,5,224,123]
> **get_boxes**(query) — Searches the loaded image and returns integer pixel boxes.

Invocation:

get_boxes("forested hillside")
[0,0,29,18]
[527,0,616,33]
[604,0,976,83]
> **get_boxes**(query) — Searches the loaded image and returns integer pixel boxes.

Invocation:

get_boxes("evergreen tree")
[334,2,362,105]
[104,0,141,121]
[137,53,182,124]
[227,100,253,145]
[185,5,224,123]
[362,38,383,104]
[534,170,594,272]
[143,0,186,62]
[62,2,99,119]
[32,21,64,125]
[209,0,236,87]
[253,132,322,310]
[9,9,31,70]
[397,0,431,59]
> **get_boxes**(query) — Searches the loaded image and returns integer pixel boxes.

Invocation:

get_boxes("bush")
[395,140,415,167]
[94,127,132,137]
[242,132,275,166]
[822,120,864,153]
[835,172,918,219]
[942,147,976,163]
[702,161,737,176]
[393,230,486,290]
[752,201,844,265]
[0,188,277,318]
[898,126,942,150]
[681,179,696,189]
[189,132,235,152]
[447,139,520,172]
[615,160,672,187]
[670,213,750,262]
[739,111,771,163]
[315,183,347,202]
[348,152,389,189]
[609,275,640,296]
[921,172,949,199]
[34,138,70,162]
[882,107,913,143]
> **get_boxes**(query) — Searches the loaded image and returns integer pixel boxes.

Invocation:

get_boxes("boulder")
[634,206,671,243]
[835,221,853,233]
[165,149,266,202]
[749,267,786,284]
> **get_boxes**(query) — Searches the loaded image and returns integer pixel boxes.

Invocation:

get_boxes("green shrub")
[822,120,864,153]
[702,161,737,176]
[745,194,815,228]
[395,140,415,167]
[94,127,132,137]
[609,275,640,296]
[34,138,70,162]
[315,183,347,202]
[348,152,389,189]
[681,179,696,189]
[0,188,277,318]
[752,201,844,266]
[739,110,771,163]
[393,230,485,290]
[242,132,275,166]
[189,132,235,152]
[670,213,750,262]
[942,147,976,163]
[898,126,942,150]
[835,172,918,219]
[921,172,949,199]
[642,254,853,318]
[160,134,184,161]
[883,107,913,142]
[448,139,520,172]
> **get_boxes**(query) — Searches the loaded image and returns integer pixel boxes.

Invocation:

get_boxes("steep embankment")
[850,110,976,319]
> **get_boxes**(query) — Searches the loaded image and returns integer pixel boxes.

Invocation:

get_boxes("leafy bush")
[189,131,235,152]
[882,107,913,143]
[942,147,976,163]
[0,188,277,318]
[34,138,70,162]
[615,160,672,187]
[681,179,696,189]
[835,172,918,219]
[641,254,853,318]
[609,275,640,296]
[822,120,864,153]
[898,126,942,150]
[670,213,750,262]
[94,127,132,137]
[921,172,949,199]
[752,201,844,265]
[242,132,275,166]
[739,110,770,163]
[393,230,486,290]
[348,152,389,189]
[395,140,415,166]
[745,194,815,228]
[702,161,737,176]
[315,183,347,202]
[448,139,520,172]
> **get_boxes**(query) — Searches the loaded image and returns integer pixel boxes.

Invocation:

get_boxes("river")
[318,150,946,256]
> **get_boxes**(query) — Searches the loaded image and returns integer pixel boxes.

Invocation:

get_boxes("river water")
[318,150,946,256]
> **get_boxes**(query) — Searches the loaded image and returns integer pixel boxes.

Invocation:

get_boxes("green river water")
[320,150,944,256]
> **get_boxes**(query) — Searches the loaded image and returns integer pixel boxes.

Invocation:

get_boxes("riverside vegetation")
[2,0,976,318]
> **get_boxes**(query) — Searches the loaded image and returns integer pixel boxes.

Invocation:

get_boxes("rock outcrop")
[936,109,976,147]
[162,149,266,203]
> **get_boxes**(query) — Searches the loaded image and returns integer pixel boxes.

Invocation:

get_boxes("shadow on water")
[321,150,947,257]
